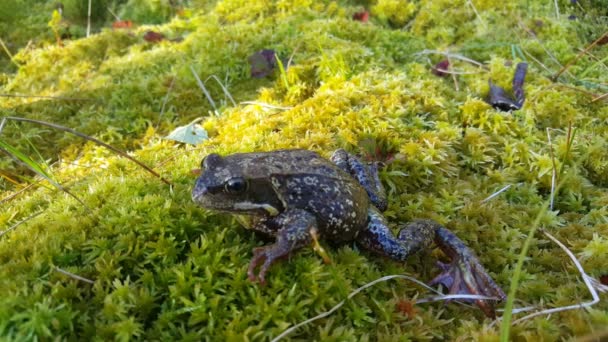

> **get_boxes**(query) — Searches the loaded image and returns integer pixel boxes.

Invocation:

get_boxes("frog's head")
[192,153,284,216]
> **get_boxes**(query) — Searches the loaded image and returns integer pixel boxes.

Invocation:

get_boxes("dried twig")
[55,267,95,284]
[413,50,486,68]
[546,128,557,210]
[466,0,487,29]
[86,0,92,37]
[511,230,601,324]
[552,31,608,81]
[272,274,502,341]
[190,66,219,115]
[591,92,608,103]
[0,94,96,101]
[0,211,44,238]
[240,101,293,110]
[157,75,176,127]
[482,184,512,203]
[1,117,172,186]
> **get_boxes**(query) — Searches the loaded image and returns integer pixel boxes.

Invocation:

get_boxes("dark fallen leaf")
[432,59,450,77]
[353,10,369,22]
[144,30,165,43]
[600,275,608,286]
[487,62,528,112]
[248,49,279,78]
[112,20,133,29]
[598,35,608,46]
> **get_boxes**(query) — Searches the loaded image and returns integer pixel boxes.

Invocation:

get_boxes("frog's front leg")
[247,209,315,284]
[357,207,506,317]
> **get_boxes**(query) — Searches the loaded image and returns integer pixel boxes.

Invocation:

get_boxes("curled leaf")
[248,49,279,78]
[432,59,450,77]
[352,11,369,22]
[487,62,528,112]
[112,20,133,29]
[144,30,165,43]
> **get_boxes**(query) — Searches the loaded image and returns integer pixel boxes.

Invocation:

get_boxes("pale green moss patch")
[1,0,607,340]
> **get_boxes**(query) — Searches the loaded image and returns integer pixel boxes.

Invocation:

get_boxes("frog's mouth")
[230,202,280,216]
[193,191,281,217]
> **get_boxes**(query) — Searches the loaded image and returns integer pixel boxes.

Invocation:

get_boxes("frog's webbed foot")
[430,226,506,318]
[247,209,315,284]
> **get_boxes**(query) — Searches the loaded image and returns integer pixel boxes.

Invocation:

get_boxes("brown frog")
[192,149,505,317]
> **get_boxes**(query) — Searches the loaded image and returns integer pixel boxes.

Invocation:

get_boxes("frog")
[192,149,506,317]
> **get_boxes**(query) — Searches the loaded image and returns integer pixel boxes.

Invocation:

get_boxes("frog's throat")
[232,202,280,216]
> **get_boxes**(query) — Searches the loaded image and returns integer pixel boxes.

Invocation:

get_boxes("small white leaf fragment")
[165,122,208,145]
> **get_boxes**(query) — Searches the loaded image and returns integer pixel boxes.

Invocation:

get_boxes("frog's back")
[224,149,369,241]
[224,149,346,180]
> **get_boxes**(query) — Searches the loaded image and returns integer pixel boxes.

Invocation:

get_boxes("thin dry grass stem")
[529,84,599,105]
[430,68,484,75]
[157,75,176,127]
[521,48,553,74]
[272,274,504,342]
[86,0,92,37]
[0,145,90,211]
[591,92,608,103]
[0,94,96,101]
[482,184,512,203]
[107,7,121,21]
[518,21,568,75]
[271,274,438,342]
[558,122,575,176]
[54,266,95,284]
[240,101,293,110]
[286,43,301,69]
[0,37,19,68]
[190,65,219,115]
[449,60,460,91]
[2,117,172,186]
[546,128,557,211]
[553,0,560,18]
[510,230,601,325]
[205,75,237,106]
[0,211,44,238]
[578,48,608,76]
[0,183,37,205]
[466,0,487,29]
[552,31,608,81]
[414,50,486,68]
[415,293,499,304]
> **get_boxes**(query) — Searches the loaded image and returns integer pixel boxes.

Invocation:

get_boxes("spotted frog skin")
[192,149,505,317]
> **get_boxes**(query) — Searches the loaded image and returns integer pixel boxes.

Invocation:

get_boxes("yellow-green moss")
[1,0,607,340]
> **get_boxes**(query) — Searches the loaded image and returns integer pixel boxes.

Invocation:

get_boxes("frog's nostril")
[192,184,209,202]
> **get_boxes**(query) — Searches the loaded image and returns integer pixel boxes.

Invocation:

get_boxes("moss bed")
[1,0,607,340]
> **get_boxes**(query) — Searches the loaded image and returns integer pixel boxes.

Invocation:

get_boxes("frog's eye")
[225,177,248,194]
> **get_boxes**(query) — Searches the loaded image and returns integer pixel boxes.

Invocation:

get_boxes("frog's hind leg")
[330,149,387,211]
[357,208,505,317]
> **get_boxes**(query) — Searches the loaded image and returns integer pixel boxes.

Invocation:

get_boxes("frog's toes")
[429,257,506,318]
[247,246,289,284]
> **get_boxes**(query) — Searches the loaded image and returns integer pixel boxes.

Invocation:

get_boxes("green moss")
[1,0,608,340]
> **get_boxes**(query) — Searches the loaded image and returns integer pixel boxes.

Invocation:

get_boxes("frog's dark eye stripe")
[225,177,248,194]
